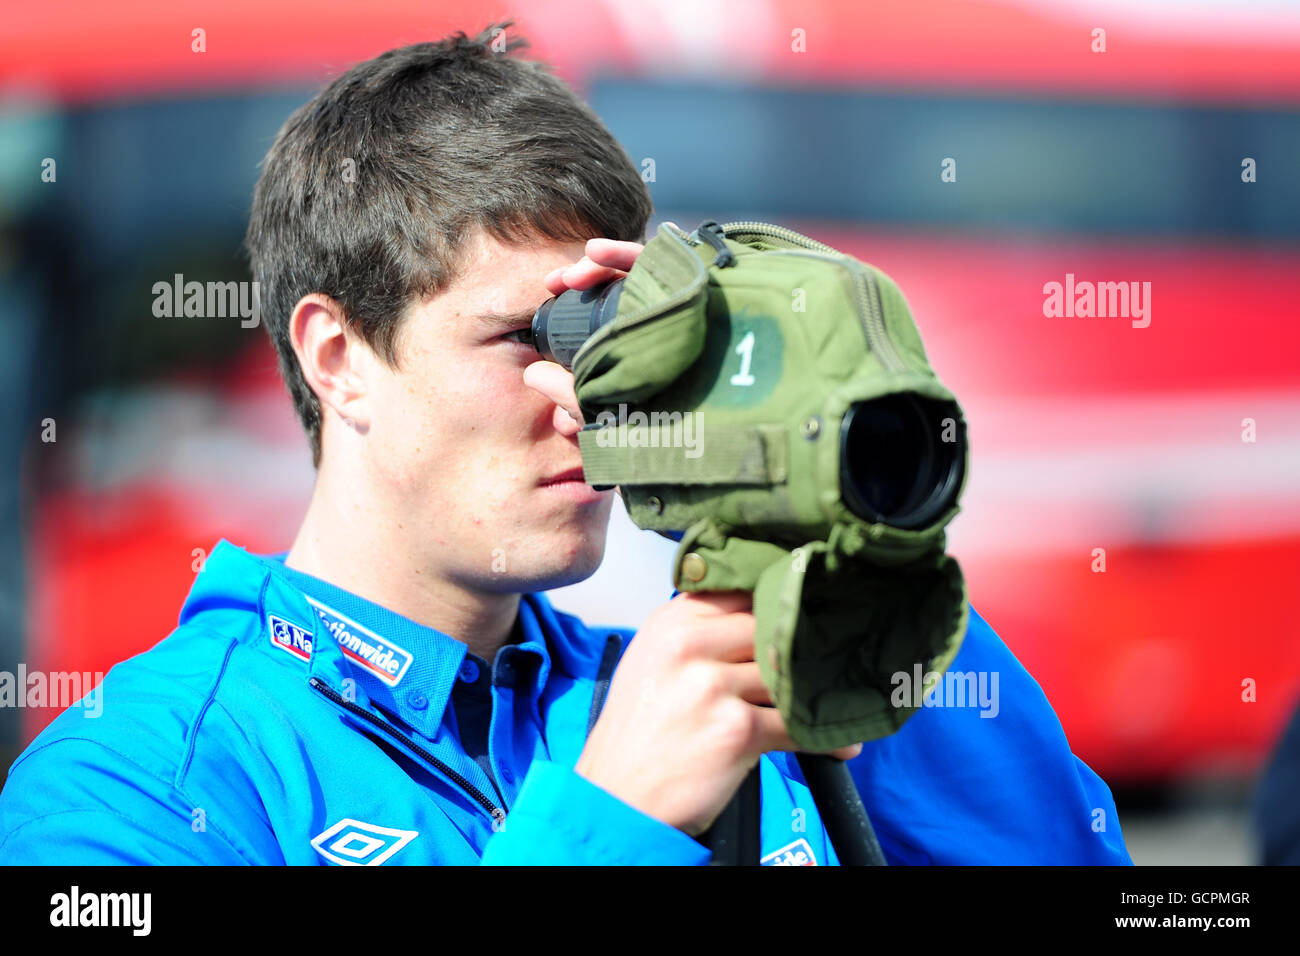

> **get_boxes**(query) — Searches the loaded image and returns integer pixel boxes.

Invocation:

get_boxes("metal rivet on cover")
[681,553,707,582]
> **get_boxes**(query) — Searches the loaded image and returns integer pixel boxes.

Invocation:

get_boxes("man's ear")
[290,293,372,433]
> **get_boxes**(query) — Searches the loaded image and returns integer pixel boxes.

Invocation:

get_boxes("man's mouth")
[539,466,588,486]
[537,466,608,505]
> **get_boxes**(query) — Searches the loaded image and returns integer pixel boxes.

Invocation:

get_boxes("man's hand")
[575,591,863,837]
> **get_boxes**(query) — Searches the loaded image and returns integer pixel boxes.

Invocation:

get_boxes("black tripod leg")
[699,764,763,865]
[796,754,887,866]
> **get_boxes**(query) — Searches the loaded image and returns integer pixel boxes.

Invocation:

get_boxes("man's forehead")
[449,227,585,314]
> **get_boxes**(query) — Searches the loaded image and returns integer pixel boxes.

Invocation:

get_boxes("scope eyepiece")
[531,280,625,369]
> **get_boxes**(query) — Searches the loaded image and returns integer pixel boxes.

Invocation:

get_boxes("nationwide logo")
[305,597,414,687]
[267,614,313,662]
[310,818,418,866]
[760,838,818,866]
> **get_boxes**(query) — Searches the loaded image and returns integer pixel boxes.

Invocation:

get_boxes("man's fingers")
[656,609,755,666]
[583,237,643,272]
[681,589,753,610]
[748,706,864,762]
[522,360,582,425]
[673,590,753,616]
[543,260,620,294]
[542,238,644,296]
[733,665,863,754]
[728,662,774,703]
[829,743,864,761]
[557,260,626,291]
[750,707,801,754]
[543,267,571,296]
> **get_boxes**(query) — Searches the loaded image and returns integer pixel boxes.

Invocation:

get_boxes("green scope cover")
[572,221,970,751]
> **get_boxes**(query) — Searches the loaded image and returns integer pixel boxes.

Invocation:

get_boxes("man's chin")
[532,536,607,591]
[477,527,608,595]
[485,562,603,596]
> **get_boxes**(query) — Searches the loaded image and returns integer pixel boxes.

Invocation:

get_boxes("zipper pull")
[694,220,736,268]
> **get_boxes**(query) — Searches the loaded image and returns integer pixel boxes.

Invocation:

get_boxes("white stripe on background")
[950,389,1300,556]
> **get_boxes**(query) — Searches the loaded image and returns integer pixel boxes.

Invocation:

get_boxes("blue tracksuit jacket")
[0,540,1131,865]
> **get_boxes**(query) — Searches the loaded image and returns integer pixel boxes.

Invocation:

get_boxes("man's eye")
[503,326,536,347]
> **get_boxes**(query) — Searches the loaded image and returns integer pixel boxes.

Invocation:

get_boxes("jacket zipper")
[586,633,624,736]
[716,221,908,373]
[309,676,504,822]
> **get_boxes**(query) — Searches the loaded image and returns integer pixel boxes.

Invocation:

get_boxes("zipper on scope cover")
[309,676,504,823]
[718,221,908,373]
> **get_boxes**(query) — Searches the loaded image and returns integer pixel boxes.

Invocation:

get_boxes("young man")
[0,25,1131,865]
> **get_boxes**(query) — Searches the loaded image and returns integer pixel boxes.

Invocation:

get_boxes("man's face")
[359,225,615,593]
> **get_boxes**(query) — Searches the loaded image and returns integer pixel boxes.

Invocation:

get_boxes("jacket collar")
[179,539,612,738]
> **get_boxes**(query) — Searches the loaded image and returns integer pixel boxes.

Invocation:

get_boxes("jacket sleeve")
[0,738,252,865]
[479,759,712,865]
[844,603,1133,865]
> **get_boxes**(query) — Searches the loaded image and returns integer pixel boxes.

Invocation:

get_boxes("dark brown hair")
[245,22,653,465]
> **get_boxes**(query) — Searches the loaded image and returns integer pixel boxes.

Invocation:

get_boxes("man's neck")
[284,471,520,663]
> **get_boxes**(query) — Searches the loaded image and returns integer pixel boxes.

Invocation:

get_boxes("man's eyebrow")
[472,307,537,330]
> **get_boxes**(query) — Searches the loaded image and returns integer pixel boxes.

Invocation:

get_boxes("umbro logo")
[310,818,419,866]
